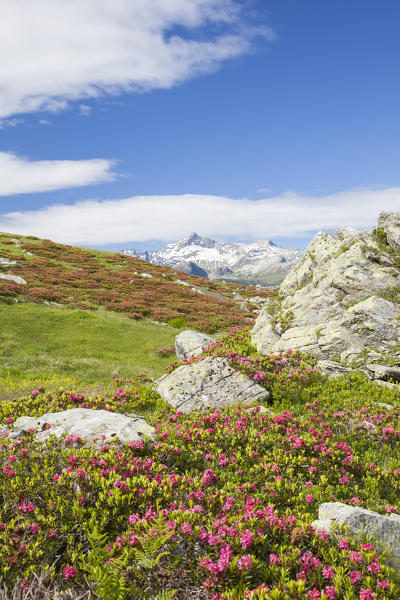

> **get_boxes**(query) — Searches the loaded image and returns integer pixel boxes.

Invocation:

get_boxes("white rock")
[246,405,270,414]
[140,273,152,278]
[365,364,400,382]
[0,257,17,267]
[312,502,400,567]
[0,273,26,285]
[318,360,355,378]
[175,330,215,361]
[1,408,155,448]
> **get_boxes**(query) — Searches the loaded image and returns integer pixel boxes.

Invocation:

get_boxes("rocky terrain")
[251,212,400,370]
[121,232,303,286]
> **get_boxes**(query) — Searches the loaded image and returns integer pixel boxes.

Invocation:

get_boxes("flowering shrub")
[155,346,175,357]
[165,328,319,403]
[1,369,400,597]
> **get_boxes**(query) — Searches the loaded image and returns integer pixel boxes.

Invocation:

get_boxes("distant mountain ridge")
[121,233,303,286]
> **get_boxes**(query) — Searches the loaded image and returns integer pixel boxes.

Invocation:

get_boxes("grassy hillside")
[0,303,181,399]
[0,233,274,333]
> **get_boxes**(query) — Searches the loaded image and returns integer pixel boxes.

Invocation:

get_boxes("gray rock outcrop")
[156,357,269,413]
[251,213,400,365]
[175,330,214,361]
[0,408,155,448]
[378,211,400,251]
[313,502,400,567]
[365,364,400,382]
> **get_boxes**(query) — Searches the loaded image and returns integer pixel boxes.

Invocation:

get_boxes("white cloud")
[0,117,24,129]
[79,105,92,117]
[0,152,117,196]
[0,0,273,119]
[1,187,399,245]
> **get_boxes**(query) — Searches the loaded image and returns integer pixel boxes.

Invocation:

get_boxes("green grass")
[0,302,179,391]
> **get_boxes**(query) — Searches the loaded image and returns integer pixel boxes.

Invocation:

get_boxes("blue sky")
[1,0,400,251]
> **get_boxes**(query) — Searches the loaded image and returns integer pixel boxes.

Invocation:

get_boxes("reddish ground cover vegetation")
[0,235,274,333]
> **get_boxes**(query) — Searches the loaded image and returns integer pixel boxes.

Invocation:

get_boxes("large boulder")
[312,502,400,568]
[175,329,214,361]
[251,215,400,365]
[156,357,269,413]
[0,408,155,448]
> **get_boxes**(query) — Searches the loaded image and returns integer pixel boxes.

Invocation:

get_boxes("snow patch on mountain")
[121,233,303,286]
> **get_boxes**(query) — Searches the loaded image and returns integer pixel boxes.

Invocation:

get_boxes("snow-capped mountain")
[121,233,303,286]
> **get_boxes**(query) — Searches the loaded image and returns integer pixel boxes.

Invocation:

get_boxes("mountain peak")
[182,233,215,249]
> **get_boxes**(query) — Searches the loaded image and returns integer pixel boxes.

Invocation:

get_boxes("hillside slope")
[0,233,275,333]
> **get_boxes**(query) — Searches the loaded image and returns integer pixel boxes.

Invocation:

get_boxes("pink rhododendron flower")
[349,571,362,584]
[269,553,281,565]
[181,522,192,535]
[359,590,377,600]
[63,566,77,580]
[240,529,253,549]
[322,566,335,578]
[237,555,252,570]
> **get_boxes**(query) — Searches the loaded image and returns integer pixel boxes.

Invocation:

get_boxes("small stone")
[317,360,355,378]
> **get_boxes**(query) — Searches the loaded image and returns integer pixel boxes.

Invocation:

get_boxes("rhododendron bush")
[1,339,400,597]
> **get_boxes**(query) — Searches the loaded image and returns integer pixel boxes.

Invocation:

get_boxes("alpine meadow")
[2,2,400,599]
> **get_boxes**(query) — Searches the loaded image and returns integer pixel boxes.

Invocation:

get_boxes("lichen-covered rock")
[365,364,400,382]
[312,502,400,568]
[175,330,215,361]
[156,357,269,413]
[0,408,155,448]
[251,217,400,365]
[378,211,400,251]
[0,272,26,285]
[317,360,356,378]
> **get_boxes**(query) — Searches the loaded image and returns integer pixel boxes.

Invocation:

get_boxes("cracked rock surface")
[251,213,400,366]
[156,357,269,413]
